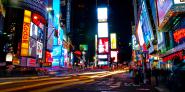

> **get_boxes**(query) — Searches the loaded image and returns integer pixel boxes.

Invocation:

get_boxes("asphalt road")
[0,70,156,92]
[53,73,155,92]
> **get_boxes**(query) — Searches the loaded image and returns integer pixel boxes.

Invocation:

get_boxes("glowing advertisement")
[174,0,185,4]
[52,59,60,66]
[21,10,31,56]
[6,53,13,62]
[98,55,108,59]
[36,41,43,58]
[98,38,109,54]
[80,44,88,51]
[27,58,37,67]
[37,28,44,42]
[111,51,118,62]
[46,51,53,63]
[31,13,45,29]
[95,35,97,51]
[47,17,54,50]
[30,22,38,39]
[110,33,117,49]
[132,35,139,50]
[97,7,107,22]
[98,23,108,37]
[173,28,185,43]
[140,1,154,45]
[29,38,37,57]
[157,0,173,25]
[52,46,62,57]
[137,21,145,46]
[98,61,108,65]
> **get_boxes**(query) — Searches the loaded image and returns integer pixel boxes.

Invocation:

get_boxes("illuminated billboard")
[21,10,31,56]
[29,38,37,57]
[80,44,88,51]
[174,0,185,4]
[52,45,62,57]
[140,1,154,45]
[98,38,109,54]
[98,23,108,37]
[36,41,43,58]
[137,21,144,46]
[173,28,185,43]
[110,33,116,49]
[27,58,36,67]
[37,28,44,42]
[97,7,107,22]
[111,51,118,62]
[98,55,108,59]
[156,0,173,26]
[30,22,38,39]
[98,61,108,65]
[95,35,97,51]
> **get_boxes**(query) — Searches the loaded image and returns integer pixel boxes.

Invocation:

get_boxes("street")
[0,70,156,92]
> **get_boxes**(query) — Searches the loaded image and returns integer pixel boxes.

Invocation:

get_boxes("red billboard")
[98,38,109,54]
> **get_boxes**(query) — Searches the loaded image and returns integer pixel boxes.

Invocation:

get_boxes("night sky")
[72,0,134,62]
[109,0,133,62]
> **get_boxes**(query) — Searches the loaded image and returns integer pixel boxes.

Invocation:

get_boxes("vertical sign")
[110,33,116,49]
[21,10,31,56]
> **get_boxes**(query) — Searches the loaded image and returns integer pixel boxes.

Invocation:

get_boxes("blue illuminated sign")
[52,46,62,57]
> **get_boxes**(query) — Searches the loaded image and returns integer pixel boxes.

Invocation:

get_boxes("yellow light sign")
[111,33,116,49]
[21,10,31,56]
[24,10,31,17]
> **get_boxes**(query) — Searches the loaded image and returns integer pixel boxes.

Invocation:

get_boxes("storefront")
[3,0,48,67]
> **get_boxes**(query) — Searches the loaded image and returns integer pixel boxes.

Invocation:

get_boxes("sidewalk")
[154,82,170,92]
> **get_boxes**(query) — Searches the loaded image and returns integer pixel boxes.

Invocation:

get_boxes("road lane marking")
[0,76,71,86]
[0,79,80,92]
[31,79,95,92]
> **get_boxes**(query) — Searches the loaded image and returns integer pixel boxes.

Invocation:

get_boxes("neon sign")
[98,38,109,54]
[173,29,185,43]
[21,10,31,56]
[163,51,183,62]
[110,33,117,49]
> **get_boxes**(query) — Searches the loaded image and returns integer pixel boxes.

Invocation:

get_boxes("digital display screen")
[52,45,62,57]
[30,22,38,39]
[98,23,108,38]
[98,38,109,54]
[29,38,37,57]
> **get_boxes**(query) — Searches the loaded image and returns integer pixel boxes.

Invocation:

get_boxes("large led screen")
[140,1,154,45]
[30,22,38,39]
[111,51,118,62]
[98,23,108,38]
[98,38,109,54]
[52,45,62,57]
[29,38,37,57]
[37,28,44,42]
[37,41,43,58]
[97,8,107,21]
[157,0,173,25]
[137,21,144,46]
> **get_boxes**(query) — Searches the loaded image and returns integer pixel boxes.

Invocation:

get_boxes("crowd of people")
[129,62,185,92]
